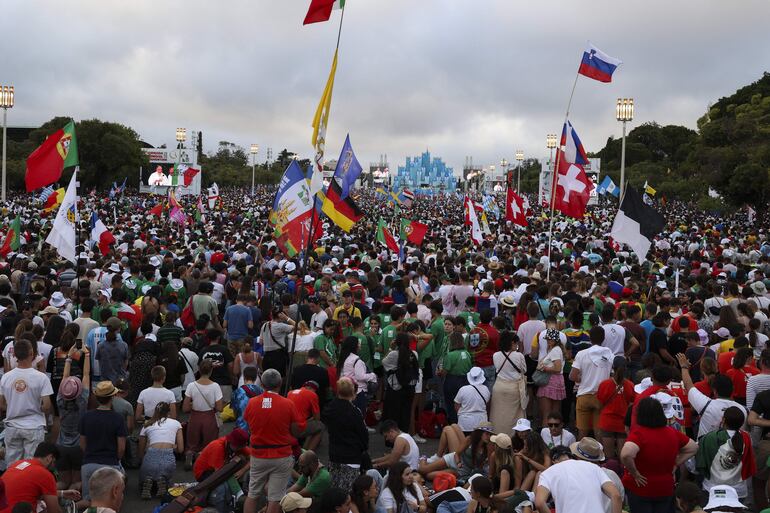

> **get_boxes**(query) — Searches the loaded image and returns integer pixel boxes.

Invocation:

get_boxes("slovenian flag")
[90,212,116,256]
[560,120,589,166]
[578,43,621,83]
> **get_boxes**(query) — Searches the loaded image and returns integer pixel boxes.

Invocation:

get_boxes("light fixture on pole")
[0,85,14,203]
[515,150,524,192]
[546,134,557,165]
[616,98,634,198]
[250,144,259,196]
[500,158,508,191]
[176,127,186,151]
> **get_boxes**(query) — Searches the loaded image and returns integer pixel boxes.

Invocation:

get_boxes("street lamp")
[176,128,186,152]
[616,98,634,198]
[515,150,524,192]
[250,144,259,196]
[546,134,557,164]
[1,86,14,203]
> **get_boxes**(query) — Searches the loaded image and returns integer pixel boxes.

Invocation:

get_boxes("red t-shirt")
[694,379,714,399]
[621,426,691,497]
[287,387,320,420]
[725,366,760,400]
[0,459,57,513]
[244,391,306,458]
[194,437,225,481]
[475,323,499,368]
[718,351,735,375]
[597,379,635,433]
[630,384,668,429]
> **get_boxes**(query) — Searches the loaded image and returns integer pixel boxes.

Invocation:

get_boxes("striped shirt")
[746,372,770,410]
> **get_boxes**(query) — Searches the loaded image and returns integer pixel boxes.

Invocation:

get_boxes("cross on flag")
[506,188,528,227]
[554,150,592,218]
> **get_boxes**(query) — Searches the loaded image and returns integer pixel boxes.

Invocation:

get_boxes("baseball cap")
[280,493,312,513]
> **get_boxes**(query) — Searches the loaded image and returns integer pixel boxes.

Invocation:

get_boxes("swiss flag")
[506,188,528,227]
[553,150,592,218]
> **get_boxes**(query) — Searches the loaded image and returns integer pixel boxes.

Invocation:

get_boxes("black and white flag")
[610,186,665,262]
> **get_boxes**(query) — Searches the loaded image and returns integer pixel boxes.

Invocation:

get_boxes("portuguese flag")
[400,218,429,246]
[25,120,79,192]
[376,218,399,253]
[0,215,21,257]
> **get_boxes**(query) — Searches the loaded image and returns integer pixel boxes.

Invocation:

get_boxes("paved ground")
[122,422,440,512]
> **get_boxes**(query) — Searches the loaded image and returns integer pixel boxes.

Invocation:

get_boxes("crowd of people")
[0,185,767,513]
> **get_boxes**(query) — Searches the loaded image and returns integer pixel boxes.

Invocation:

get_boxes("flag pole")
[546,68,582,281]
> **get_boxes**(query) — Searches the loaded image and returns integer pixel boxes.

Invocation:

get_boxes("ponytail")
[731,429,744,457]
[723,406,746,457]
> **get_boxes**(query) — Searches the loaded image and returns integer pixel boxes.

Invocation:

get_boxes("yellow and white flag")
[312,49,339,179]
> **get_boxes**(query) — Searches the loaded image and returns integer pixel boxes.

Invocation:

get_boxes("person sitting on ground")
[138,401,184,500]
[135,365,177,423]
[288,450,331,502]
[86,467,126,513]
[193,428,251,513]
[372,420,420,473]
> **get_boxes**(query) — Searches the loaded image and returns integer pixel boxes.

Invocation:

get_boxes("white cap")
[704,485,746,511]
[513,418,531,432]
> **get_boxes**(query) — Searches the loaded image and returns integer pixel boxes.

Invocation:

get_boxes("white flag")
[308,166,324,197]
[207,182,219,209]
[45,169,78,263]
[465,196,483,245]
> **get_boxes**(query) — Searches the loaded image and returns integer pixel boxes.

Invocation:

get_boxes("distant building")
[394,151,457,194]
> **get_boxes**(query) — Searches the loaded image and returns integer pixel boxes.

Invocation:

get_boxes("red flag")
[403,220,428,246]
[553,150,592,218]
[25,121,78,192]
[304,0,336,25]
[506,188,528,227]
[183,166,200,187]
[149,203,163,217]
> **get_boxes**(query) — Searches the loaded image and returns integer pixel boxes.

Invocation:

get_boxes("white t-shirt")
[380,484,424,511]
[294,333,316,352]
[0,367,53,429]
[602,324,627,357]
[185,381,223,411]
[454,384,490,432]
[137,387,176,418]
[517,320,546,354]
[310,310,328,331]
[538,460,612,513]
[140,418,182,445]
[688,387,747,439]
[571,345,614,396]
[535,331,568,361]
[492,351,526,381]
[540,427,576,449]
[540,346,564,370]
[179,348,200,388]
[397,432,420,470]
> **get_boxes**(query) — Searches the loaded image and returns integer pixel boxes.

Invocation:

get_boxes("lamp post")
[1,85,14,203]
[546,134,557,165]
[616,98,634,198]
[176,127,186,147]
[250,144,259,196]
[500,158,508,192]
[515,150,524,192]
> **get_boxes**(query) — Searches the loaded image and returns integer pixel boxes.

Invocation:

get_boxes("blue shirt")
[231,383,263,433]
[223,304,252,340]
[640,319,655,353]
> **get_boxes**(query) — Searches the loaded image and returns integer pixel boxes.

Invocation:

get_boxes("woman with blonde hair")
[535,329,566,428]
[232,336,261,387]
[292,321,316,369]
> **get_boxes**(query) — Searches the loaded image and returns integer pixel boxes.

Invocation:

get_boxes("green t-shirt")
[363,331,383,369]
[417,336,434,368]
[429,317,447,358]
[458,311,480,329]
[295,467,331,498]
[381,324,399,353]
[354,333,374,370]
[313,334,337,369]
[442,349,473,376]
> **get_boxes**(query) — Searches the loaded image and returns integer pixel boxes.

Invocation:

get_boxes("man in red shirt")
[244,369,306,513]
[194,429,251,512]
[1,442,80,513]
[287,381,324,451]
[474,308,499,391]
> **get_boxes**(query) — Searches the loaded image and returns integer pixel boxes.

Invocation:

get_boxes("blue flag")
[332,134,363,200]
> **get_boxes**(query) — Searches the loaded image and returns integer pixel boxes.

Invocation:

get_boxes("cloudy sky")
[3,1,768,175]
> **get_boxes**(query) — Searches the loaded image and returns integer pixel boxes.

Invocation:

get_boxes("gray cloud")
[3,0,769,177]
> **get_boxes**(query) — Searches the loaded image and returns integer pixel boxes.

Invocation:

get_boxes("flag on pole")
[36,185,55,204]
[195,195,205,223]
[321,179,363,232]
[399,219,428,246]
[269,161,315,256]
[45,169,78,263]
[560,120,589,165]
[303,0,345,25]
[312,50,338,180]
[25,120,79,192]
[644,181,657,196]
[597,176,619,197]
[610,185,665,262]
[89,212,115,255]
[0,215,21,257]
[398,189,415,208]
[332,134,363,199]
[376,218,399,253]
[578,43,622,83]
[505,188,528,227]
[149,202,163,217]
[554,150,593,218]
[109,182,118,200]
[465,196,483,245]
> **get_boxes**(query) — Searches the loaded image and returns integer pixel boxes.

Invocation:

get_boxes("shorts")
[55,445,84,471]
[248,456,294,502]
[756,439,770,480]
[598,429,626,439]
[575,393,602,432]
[171,386,183,403]
[443,452,459,470]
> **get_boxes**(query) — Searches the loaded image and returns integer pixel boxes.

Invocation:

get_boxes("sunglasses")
[547,423,562,428]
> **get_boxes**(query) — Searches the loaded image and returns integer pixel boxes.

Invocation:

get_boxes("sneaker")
[156,477,167,497]
[427,454,440,464]
[141,478,153,500]
[184,452,194,471]
[413,434,427,444]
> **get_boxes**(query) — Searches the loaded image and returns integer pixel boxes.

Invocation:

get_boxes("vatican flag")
[45,168,78,263]
[312,49,339,172]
